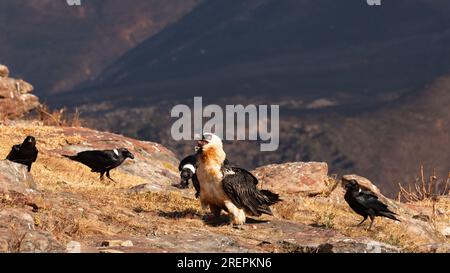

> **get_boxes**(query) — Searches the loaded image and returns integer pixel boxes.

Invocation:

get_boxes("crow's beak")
[196,139,208,148]
[129,153,135,159]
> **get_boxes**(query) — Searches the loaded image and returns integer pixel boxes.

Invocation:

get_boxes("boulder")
[0,209,65,253]
[0,160,37,212]
[258,220,401,253]
[252,162,329,196]
[418,243,450,253]
[342,174,408,213]
[0,65,40,119]
[66,241,82,253]
[58,126,179,187]
[100,240,134,248]
[341,174,446,246]
[0,65,9,78]
[0,160,37,193]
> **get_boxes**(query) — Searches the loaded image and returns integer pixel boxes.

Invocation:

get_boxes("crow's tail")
[63,154,77,161]
[380,210,401,222]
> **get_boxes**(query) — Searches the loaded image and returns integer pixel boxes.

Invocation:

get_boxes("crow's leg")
[100,171,105,181]
[106,171,116,182]
[356,215,368,226]
[27,164,32,172]
[367,215,375,231]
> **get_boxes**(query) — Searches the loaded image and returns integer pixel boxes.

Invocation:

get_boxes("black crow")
[178,154,198,190]
[195,133,281,225]
[344,179,400,230]
[64,148,134,181]
[6,136,38,172]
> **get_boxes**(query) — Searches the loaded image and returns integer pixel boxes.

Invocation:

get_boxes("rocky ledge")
[0,64,40,119]
[0,122,448,253]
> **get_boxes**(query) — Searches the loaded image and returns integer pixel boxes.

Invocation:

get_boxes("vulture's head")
[196,133,223,151]
[196,133,226,164]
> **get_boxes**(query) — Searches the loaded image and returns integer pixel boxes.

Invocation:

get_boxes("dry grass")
[273,177,449,252]
[36,104,82,127]
[0,122,212,247]
[398,165,449,202]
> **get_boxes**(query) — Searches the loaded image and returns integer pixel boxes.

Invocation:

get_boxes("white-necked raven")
[178,154,198,190]
[6,136,38,172]
[344,179,400,230]
[64,148,134,181]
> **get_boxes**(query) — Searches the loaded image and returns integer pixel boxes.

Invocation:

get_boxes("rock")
[252,162,329,196]
[441,226,450,237]
[99,249,124,253]
[0,160,38,214]
[418,243,450,253]
[0,64,9,78]
[0,160,37,194]
[121,240,134,247]
[128,183,163,194]
[342,174,383,195]
[59,126,179,187]
[66,241,82,253]
[0,208,65,253]
[341,174,445,245]
[117,220,401,253]
[402,217,444,245]
[276,238,400,253]
[342,174,406,213]
[412,214,430,222]
[100,240,133,248]
[0,66,40,119]
[19,232,65,253]
[258,220,401,253]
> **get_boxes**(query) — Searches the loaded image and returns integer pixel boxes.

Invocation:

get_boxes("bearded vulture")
[195,133,281,225]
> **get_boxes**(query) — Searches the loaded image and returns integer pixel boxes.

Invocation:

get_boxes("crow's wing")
[73,150,119,170]
[6,144,37,165]
[355,191,389,212]
[179,154,197,171]
[6,145,21,160]
[31,147,38,163]
[360,190,379,199]
[222,167,275,216]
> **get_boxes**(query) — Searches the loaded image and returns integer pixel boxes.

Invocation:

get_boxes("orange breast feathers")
[199,144,226,180]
